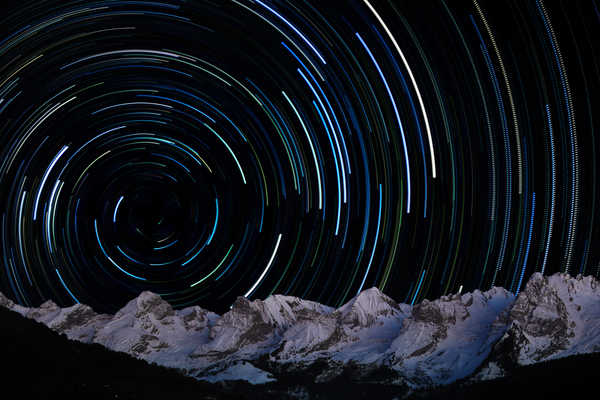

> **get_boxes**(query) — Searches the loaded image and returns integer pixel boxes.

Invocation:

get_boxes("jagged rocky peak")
[386,286,516,387]
[224,295,263,324]
[118,291,175,320]
[487,271,600,367]
[204,297,276,350]
[509,271,600,328]
[212,295,274,330]
[520,271,599,295]
[39,299,59,310]
[56,303,98,323]
[411,296,469,325]
[177,305,218,331]
[464,287,515,313]
[411,286,515,326]
[510,273,567,322]
[336,287,407,327]
[436,286,512,306]
[25,299,61,322]
[545,271,600,295]
[264,294,334,314]
[343,286,399,310]
[226,294,332,328]
[261,294,334,324]
[46,303,109,337]
[202,295,338,354]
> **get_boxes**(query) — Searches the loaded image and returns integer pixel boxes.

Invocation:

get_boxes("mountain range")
[2,271,600,396]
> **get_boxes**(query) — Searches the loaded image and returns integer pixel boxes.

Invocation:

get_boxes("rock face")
[2,272,600,389]
[386,287,514,387]
[478,272,600,376]
[193,294,335,363]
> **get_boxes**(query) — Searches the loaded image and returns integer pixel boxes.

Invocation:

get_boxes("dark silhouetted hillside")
[0,306,239,400]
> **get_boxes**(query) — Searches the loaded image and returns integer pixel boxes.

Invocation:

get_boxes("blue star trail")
[0,0,598,314]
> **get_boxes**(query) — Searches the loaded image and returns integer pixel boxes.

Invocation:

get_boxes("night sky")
[0,0,598,314]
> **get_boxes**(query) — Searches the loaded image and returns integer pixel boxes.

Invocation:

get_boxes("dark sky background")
[0,0,598,314]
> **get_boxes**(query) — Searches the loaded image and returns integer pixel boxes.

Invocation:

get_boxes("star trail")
[0,0,599,314]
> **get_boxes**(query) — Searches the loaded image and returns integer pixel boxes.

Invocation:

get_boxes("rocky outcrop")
[479,272,600,377]
[385,287,514,387]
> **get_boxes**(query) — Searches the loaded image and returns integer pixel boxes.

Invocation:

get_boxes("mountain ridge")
[2,272,600,389]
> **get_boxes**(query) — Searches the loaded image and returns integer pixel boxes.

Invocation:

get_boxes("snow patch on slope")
[199,361,276,384]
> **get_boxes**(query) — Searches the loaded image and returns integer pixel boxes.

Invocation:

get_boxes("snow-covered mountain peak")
[336,286,407,328]
[409,285,514,326]
[484,271,600,368]
[225,294,334,329]
[545,272,599,296]
[113,291,175,321]
[385,285,516,387]
[134,291,174,319]
[263,295,335,326]
[520,271,600,297]
[39,299,59,310]
[25,299,61,323]
[176,305,218,332]
[201,296,291,353]
[411,296,462,325]
[339,286,397,310]
[263,294,334,315]
[509,272,600,340]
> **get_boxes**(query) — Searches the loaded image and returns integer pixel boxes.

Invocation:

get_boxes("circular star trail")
[0,0,599,313]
